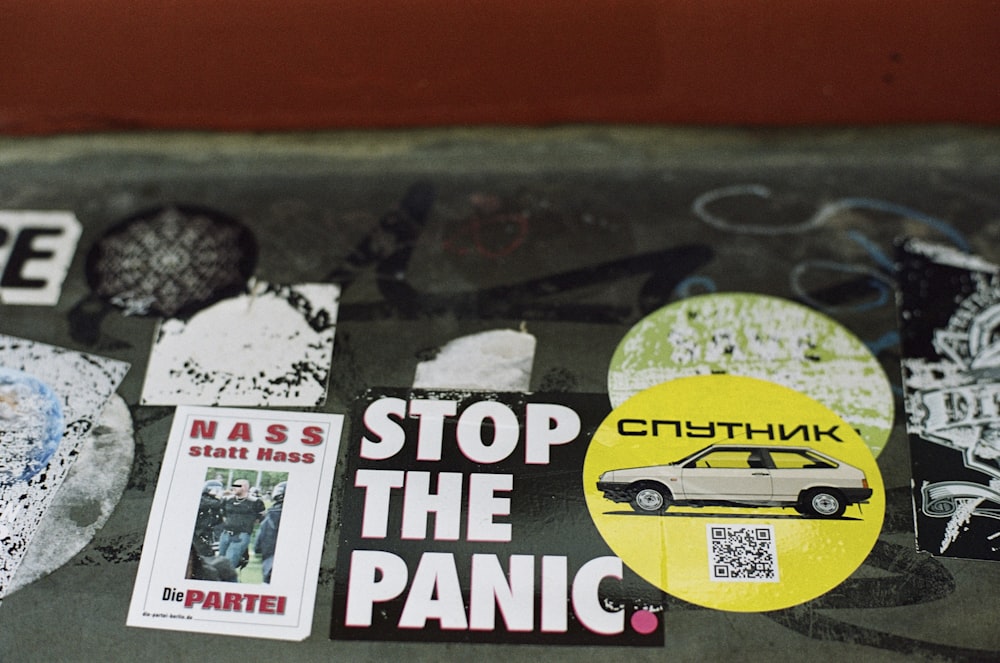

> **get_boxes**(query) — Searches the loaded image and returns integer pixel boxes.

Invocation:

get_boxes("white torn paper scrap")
[0,335,129,600]
[413,328,536,391]
[140,282,340,407]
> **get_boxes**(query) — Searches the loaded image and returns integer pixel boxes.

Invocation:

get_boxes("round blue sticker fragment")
[0,367,64,485]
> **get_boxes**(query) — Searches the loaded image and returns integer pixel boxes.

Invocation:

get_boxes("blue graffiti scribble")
[827,198,970,252]
[846,230,894,271]
[790,260,894,313]
[865,330,900,356]
[692,186,972,317]
[674,275,718,299]
[693,186,970,251]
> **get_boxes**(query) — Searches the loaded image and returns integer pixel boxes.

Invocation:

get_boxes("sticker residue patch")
[140,282,340,407]
[584,375,884,612]
[0,335,129,599]
[412,329,536,391]
[607,293,894,456]
[10,395,133,593]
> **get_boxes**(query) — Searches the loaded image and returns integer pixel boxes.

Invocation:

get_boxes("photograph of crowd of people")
[188,469,288,584]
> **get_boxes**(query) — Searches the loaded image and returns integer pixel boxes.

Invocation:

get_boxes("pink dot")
[630,609,658,635]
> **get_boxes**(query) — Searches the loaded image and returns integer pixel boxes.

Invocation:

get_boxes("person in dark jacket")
[192,480,224,557]
[186,544,237,582]
[217,479,264,573]
[254,481,285,583]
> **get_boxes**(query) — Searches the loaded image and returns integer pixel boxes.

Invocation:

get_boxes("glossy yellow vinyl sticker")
[584,374,884,612]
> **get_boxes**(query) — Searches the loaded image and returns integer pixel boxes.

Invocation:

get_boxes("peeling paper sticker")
[10,395,133,593]
[141,282,340,407]
[0,335,129,600]
[0,210,81,306]
[585,375,884,612]
[413,329,536,391]
[902,236,998,274]
[608,293,894,457]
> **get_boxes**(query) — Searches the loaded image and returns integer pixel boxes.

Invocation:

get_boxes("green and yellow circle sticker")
[585,374,884,612]
[607,293,894,457]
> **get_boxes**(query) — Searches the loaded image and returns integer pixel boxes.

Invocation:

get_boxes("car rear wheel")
[630,484,670,514]
[800,488,846,518]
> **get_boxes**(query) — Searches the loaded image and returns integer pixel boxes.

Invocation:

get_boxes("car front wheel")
[630,484,670,514]
[800,488,846,518]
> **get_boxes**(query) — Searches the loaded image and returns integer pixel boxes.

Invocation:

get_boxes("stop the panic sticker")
[607,293,894,457]
[584,374,884,612]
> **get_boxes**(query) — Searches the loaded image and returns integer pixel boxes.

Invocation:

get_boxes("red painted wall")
[3,1,998,134]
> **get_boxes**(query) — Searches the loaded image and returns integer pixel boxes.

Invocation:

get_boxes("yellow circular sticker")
[584,374,884,612]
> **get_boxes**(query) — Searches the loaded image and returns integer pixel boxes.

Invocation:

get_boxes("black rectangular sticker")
[897,239,1000,560]
[330,389,664,645]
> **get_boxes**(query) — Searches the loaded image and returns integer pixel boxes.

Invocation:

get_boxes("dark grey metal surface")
[1,127,998,662]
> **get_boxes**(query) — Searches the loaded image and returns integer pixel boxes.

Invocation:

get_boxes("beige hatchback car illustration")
[596,445,872,518]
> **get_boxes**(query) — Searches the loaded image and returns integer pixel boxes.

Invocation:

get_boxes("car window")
[769,450,836,469]
[688,450,753,469]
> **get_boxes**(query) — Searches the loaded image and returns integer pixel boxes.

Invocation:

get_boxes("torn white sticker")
[901,237,998,273]
[413,328,536,391]
[141,282,340,407]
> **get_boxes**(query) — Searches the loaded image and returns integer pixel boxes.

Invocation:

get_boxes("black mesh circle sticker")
[86,205,257,318]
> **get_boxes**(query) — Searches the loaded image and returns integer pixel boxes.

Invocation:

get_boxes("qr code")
[707,524,779,582]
